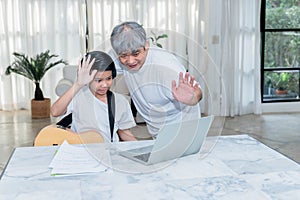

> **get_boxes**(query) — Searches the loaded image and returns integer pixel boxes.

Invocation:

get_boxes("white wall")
[262,102,300,113]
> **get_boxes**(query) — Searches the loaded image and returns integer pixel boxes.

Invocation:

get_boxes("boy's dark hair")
[85,51,116,78]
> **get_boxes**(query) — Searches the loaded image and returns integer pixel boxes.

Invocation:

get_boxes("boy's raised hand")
[77,55,97,87]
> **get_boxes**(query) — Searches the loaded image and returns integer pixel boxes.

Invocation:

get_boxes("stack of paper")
[49,141,107,176]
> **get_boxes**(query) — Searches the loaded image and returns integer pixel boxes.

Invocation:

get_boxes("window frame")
[261,0,300,103]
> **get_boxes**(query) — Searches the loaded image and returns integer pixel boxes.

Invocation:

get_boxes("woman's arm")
[117,129,137,141]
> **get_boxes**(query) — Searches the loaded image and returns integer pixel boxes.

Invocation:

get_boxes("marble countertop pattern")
[0,134,300,200]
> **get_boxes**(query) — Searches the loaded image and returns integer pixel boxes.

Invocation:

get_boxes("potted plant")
[266,72,290,95]
[5,50,68,118]
[150,30,168,48]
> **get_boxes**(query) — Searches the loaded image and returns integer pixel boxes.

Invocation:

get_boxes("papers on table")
[49,141,107,176]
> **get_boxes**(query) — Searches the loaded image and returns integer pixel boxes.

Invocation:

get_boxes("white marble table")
[1,134,300,200]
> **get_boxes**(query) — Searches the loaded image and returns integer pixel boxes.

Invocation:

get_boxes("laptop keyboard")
[127,145,153,154]
[134,152,151,162]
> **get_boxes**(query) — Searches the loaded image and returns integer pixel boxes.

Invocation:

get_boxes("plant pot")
[275,89,288,95]
[31,98,51,118]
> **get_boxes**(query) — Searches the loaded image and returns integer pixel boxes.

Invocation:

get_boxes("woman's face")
[89,71,113,98]
[118,42,149,71]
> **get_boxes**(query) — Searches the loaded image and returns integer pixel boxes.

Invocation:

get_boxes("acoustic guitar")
[34,124,104,146]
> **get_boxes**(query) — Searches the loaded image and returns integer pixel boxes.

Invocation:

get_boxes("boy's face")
[89,71,113,98]
[118,42,149,71]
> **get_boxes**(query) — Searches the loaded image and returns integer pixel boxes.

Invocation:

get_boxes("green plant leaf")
[5,50,68,100]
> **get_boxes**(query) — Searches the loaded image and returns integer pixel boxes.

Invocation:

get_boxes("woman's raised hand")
[172,72,202,105]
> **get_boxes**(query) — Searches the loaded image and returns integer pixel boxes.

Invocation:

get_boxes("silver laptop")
[118,115,214,165]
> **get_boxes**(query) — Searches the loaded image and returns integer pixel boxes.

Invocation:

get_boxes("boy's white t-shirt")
[66,86,136,142]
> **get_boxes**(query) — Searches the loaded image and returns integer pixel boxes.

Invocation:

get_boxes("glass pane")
[263,71,300,101]
[266,0,300,29]
[264,32,300,68]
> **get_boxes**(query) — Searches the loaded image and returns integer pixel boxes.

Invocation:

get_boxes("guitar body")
[34,125,104,146]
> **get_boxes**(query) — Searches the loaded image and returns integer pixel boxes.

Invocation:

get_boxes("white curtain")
[87,0,262,116]
[219,0,262,116]
[0,0,262,116]
[0,0,86,111]
[89,0,260,116]
[88,0,211,113]
[88,0,205,53]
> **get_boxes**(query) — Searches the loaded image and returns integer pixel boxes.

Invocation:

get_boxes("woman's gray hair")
[110,21,147,55]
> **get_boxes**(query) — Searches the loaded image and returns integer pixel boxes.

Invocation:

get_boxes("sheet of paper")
[49,141,107,175]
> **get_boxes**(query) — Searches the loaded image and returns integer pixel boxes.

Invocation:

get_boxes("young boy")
[51,51,137,142]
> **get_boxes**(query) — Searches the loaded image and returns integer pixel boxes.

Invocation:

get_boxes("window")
[261,0,300,102]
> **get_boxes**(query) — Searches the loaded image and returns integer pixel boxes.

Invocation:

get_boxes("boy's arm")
[51,56,96,117]
[51,83,84,117]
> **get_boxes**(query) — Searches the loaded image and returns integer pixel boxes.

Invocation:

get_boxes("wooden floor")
[1,110,300,174]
